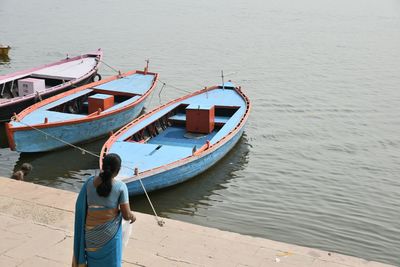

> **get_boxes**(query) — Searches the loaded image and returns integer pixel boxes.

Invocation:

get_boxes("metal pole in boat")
[221,70,225,90]
[10,80,14,96]
[1,82,6,96]
[144,59,149,74]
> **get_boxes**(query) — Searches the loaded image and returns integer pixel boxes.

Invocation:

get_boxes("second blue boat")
[101,82,251,195]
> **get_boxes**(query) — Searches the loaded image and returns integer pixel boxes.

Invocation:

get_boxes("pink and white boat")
[0,49,103,121]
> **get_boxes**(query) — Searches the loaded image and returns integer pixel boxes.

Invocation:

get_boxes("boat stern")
[5,122,16,150]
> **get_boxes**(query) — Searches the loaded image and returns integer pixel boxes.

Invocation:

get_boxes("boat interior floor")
[113,126,218,177]
[112,141,193,177]
[147,126,218,149]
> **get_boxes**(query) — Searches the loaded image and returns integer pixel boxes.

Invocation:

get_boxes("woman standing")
[73,153,135,267]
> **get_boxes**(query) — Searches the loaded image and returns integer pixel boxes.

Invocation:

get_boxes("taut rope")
[11,115,165,226]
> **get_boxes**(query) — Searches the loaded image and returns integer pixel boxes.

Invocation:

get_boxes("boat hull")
[0,74,96,122]
[124,126,245,196]
[0,50,102,122]
[10,101,146,152]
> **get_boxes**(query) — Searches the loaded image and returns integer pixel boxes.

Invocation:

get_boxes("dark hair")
[97,153,121,197]
[21,163,32,174]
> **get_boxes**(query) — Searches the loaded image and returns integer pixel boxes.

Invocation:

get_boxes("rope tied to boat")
[158,82,166,104]
[34,91,43,102]
[11,118,100,158]
[98,59,120,74]
[10,114,18,122]
[8,117,165,226]
[157,79,193,94]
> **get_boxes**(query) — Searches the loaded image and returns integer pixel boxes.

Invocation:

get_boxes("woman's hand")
[129,211,136,224]
[120,203,136,223]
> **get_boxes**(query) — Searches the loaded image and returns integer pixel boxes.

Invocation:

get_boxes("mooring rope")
[147,81,163,108]
[158,82,166,104]
[11,118,100,157]
[10,116,165,226]
[98,59,120,74]
[92,59,196,100]
[157,79,193,94]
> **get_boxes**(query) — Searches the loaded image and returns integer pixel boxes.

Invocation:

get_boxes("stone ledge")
[0,177,395,267]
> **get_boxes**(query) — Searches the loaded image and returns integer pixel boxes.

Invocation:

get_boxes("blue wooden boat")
[101,82,251,195]
[6,69,158,152]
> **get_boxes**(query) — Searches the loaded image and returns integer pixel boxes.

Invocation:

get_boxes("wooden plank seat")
[168,113,230,126]
[93,73,156,96]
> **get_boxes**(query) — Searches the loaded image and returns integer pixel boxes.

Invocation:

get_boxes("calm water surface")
[1,0,399,265]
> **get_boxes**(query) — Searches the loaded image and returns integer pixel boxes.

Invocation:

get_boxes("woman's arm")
[120,203,136,223]
[118,182,135,223]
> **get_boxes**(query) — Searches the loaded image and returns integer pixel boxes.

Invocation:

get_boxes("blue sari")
[73,178,123,267]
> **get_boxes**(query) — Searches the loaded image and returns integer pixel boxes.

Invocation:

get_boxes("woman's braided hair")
[97,153,121,197]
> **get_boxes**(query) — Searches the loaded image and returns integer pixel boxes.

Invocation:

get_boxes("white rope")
[147,81,166,108]
[11,116,165,226]
[13,118,99,158]
[157,79,193,94]
[138,179,164,226]
[98,59,120,74]
[158,82,166,105]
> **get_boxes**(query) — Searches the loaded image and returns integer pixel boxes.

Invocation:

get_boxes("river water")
[1,0,399,265]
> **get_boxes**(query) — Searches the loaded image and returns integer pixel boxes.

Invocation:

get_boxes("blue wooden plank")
[147,126,217,148]
[184,88,244,107]
[42,88,93,110]
[169,114,230,124]
[89,93,113,100]
[15,111,85,126]
[186,104,213,110]
[209,106,246,145]
[104,96,141,113]
[169,114,185,121]
[109,141,193,178]
[214,116,231,124]
[168,113,186,121]
[94,74,155,95]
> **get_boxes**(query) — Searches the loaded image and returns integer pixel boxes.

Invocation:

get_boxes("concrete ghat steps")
[0,177,395,267]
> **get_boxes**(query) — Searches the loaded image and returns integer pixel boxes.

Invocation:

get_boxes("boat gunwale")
[0,49,102,82]
[0,50,103,106]
[5,70,159,150]
[101,85,251,182]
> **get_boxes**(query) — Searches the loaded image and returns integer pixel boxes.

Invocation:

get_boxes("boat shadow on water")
[132,133,251,217]
[10,132,250,215]
[13,137,107,192]
[2,115,251,218]
[6,107,150,190]
[0,123,10,148]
